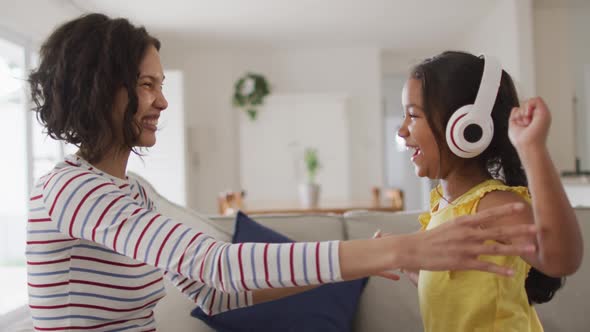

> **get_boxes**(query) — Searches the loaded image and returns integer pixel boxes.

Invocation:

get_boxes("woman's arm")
[40,166,536,311]
[250,203,538,305]
[508,97,583,276]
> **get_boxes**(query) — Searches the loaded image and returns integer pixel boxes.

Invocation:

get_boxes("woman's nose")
[155,91,168,111]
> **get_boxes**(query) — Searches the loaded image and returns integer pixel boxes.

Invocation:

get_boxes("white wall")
[0,0,80,45]
[461,0,535,98]
[160,45,382,212]
[240,94,351,208]
[459,0,577,172]
[533,5,576,172]
[569,5,590,170]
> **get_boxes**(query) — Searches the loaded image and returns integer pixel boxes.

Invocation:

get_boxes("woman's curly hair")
[411,50,564,305]
[29,13,160,163]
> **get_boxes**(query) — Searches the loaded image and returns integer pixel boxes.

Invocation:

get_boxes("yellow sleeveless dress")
[417,179,543,332]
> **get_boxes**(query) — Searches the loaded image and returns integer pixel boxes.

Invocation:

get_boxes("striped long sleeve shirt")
[26,155,341,331]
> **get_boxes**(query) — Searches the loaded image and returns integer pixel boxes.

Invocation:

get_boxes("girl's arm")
[509,97,583,276]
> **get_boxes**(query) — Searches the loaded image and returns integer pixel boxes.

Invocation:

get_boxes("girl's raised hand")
[508,97,552,149]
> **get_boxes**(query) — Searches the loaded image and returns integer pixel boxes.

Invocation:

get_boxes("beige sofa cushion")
[344,210,424,332]
[210,213,347,241]
[129,172,222,332]
[345,209,590,332]
[534,208,590,331]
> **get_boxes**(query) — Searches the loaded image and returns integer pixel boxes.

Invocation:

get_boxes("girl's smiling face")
[398,78,444,179]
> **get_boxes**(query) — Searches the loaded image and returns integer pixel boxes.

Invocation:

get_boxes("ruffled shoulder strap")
[460,180,531,213]
[469,180,529,202]
[418,212,431,230]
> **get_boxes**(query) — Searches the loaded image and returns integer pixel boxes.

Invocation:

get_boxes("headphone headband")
[473,55,502,118]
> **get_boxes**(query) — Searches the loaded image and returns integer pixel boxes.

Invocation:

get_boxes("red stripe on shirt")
[33,311,154,331]
[113,208,142,251]
[133,214,161,259]
[27,258,71,265]
[28,281,69,288]
[71,255,146,267]
[30,194,43,201]
[177,278,188,287]
[49,172,91,216]
[208,289,217,315]
[154,223,182,266]
[217,245,225,292]
[27,238,75,245]
[28,218,52,223]
[315,242,323,284]
[42,167,67,190]
[263,243,273,288]
[92,194,126,242]
[199,242,217,284]
[29,297,161,312]
[181,281,197,293]
[69,182,113,238]
[70,277,162,290]
[290,243,299,287]
[177,232,203,274]
[237,243,250,291]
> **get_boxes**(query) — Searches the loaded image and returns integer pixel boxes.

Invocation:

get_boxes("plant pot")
[298,183,320,209]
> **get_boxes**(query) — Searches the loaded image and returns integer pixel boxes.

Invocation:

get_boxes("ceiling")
[70,0,497,49]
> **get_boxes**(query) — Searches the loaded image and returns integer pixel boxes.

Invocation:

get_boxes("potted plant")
[298,148,321,208]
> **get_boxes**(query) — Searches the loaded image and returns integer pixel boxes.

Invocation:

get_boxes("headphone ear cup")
[446,107,472,158]
[446,105,494,158]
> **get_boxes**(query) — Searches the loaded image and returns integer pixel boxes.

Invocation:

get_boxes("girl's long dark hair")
[411,51,563,304]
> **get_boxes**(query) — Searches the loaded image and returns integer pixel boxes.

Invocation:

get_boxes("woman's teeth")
[143,118,158,127]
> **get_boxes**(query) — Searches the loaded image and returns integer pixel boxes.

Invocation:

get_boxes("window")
[0,34,29,315]
[0,32,73,316]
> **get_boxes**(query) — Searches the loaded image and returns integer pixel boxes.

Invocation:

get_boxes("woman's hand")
[395,202,537,276]
[372,230,401,281]
[508,97,552,150]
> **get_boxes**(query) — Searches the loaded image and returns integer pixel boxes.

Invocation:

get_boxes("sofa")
[147,176,590,332]
[3,173,589,331]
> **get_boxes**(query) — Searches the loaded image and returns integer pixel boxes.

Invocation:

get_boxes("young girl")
[26,15,539,331]
[398,51,584,331]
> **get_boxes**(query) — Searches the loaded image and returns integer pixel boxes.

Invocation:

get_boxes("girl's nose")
[397,123,409,138]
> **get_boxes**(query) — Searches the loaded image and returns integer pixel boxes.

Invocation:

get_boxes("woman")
[27,14,536,331]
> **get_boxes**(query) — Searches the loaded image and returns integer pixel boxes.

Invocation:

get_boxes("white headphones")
[445,55,502,158]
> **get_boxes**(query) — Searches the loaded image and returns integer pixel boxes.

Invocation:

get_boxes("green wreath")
[232,73,270,120]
